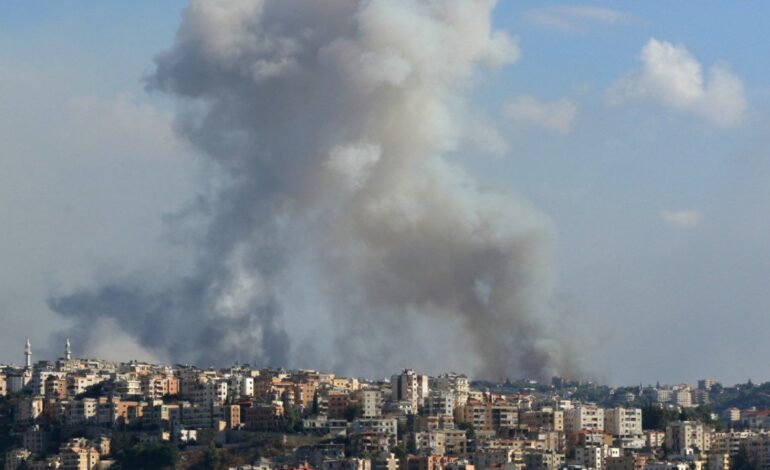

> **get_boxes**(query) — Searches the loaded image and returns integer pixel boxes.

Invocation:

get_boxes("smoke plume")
[50,0,575,379]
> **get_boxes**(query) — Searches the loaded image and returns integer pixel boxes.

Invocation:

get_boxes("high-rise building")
[565,405,604,435]
[391,369,429,413]
[604,408,642,437]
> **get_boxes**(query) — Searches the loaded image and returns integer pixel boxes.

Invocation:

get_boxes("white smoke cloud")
[50,0,576,379]
[607,38,747,127]
[504,95,578,133]
[83,318,165,364]
[661,209,703,229]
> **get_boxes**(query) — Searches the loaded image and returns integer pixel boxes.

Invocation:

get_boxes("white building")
[565,405,605,435]
[353,417,398,437]
[673,389,693,408]
[604,408,642,437]
[665,421,709,453]
[361,389,382,418]
[191,380,228,405]
[228,375,255,400]
[435,373,470,407]
[391,369,429,413]
[427,390,455,417]
[575,446,603,470]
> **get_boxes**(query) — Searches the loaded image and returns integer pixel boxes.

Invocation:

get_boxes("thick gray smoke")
[50,0,575,379]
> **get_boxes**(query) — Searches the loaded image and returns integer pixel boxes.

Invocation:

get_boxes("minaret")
[65,337,72,361]
[24,338,32,368]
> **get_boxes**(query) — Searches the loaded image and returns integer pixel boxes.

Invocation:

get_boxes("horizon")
[2,1,770,387]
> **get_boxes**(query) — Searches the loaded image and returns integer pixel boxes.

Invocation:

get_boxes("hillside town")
[2,340,770,470]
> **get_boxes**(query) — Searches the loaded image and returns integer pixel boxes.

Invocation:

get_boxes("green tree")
[406,434,417,455]
[312,391,319,415]
[344,404,363,422]
[115,442,180,470]
[285,405,303,433]
[733,445,758,470]
[392,445,408,458]
[200,443,221,470]
[642,403,679,430]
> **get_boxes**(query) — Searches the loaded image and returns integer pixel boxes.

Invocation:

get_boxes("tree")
[392,445,408,458]
[285,405,303,433]
[733,445,758,470]
[344,404,362,422]
[642,403,679,430]
[312,391,319,415]
[200,443,221,470]
[115,442,181,470]
[406,434,417,455]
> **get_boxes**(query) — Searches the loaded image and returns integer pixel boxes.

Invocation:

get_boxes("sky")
[1,1,769,386]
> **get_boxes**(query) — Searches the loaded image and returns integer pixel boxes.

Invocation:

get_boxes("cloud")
[607,38,747,127]
[661,209,703,229]
[466,119,509,157]
[504,95,578,133]
[524,6,634,33]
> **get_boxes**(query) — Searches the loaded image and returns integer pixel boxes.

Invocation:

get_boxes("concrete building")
[710,431,754,456]
[435,373,470,407]
[655,389,672,404]
[521,410,564,432]
[605,454,647,470]
[575,446,604,470]
[665,421,709,453]
[524,451,565,470]
[697,380,717,390]
[428,391,455,417]
[191,380,228,405]
[16,395,44,424]
[722,408,741,424]
[645,431,665,449]
[604,408,642,438]
[457,400,518,432]
[400,455,456,470]
[328,391,351,419]
[565,405,605,436]
[60,438,101,470]
[414,429,467,456]
[692,389,709,406]
[391,369,429,413]
[643,463,689,470]
[360,389,383,418]
[322,458,372,470]
[673,389,693,408]
[353,418,398,439]
[706,453,729,470]
[5,449,31,470]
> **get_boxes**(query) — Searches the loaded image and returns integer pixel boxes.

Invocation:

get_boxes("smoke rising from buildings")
[49,0,576,379]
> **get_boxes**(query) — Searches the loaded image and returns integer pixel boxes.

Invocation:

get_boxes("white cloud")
[524,6,634,33]
[607,38,747,127]
[661,209,703,229]
[504,95,578,133]
[466,119,509,157]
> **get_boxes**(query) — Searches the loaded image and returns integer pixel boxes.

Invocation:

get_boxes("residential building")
[665,421,709,453]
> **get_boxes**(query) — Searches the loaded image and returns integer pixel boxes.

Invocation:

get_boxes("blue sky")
[1,1,768,385]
